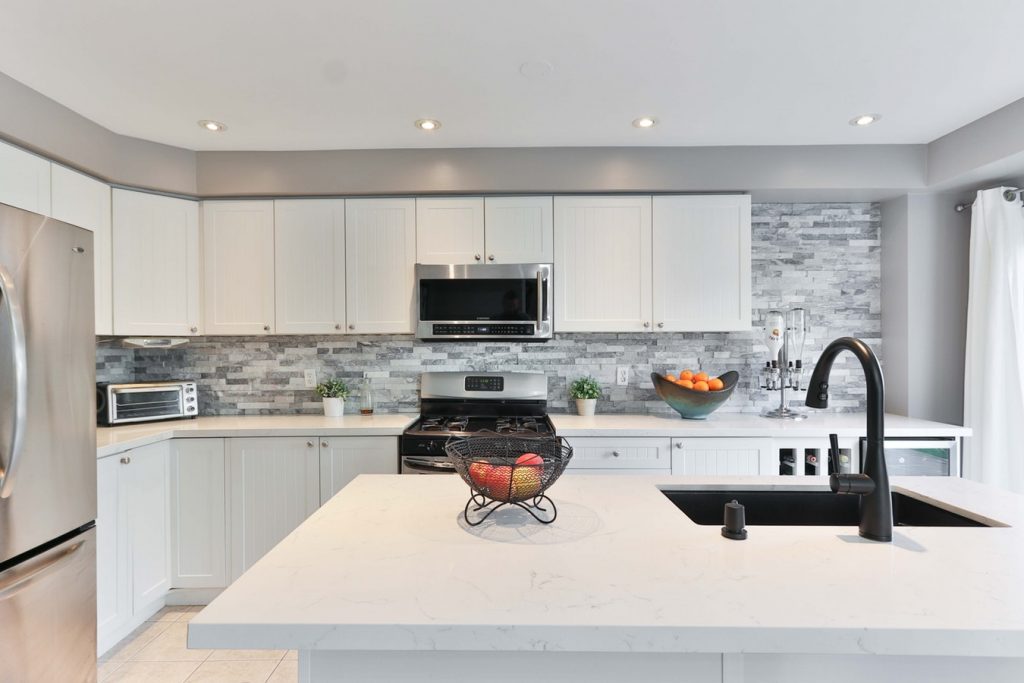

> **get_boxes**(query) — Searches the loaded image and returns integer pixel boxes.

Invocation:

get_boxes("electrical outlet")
[616,366,629,386]
[303,369,317,388]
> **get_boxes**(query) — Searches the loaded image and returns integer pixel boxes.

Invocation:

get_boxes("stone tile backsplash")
[96,203,880,416]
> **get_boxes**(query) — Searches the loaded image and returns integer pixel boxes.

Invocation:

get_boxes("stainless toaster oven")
[97,381,198,425]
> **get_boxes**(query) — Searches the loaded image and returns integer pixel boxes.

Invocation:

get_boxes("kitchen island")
[188,474,1024,683]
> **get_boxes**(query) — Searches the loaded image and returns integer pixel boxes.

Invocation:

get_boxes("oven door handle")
[403,457,456,473]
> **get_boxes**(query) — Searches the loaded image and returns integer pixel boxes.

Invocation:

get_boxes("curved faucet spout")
[805,337,892,542]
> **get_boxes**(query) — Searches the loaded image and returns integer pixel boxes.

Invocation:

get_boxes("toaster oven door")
[110,386,185,423]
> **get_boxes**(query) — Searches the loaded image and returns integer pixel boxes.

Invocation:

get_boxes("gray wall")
[97,203,880,416]
[880,193,971,424]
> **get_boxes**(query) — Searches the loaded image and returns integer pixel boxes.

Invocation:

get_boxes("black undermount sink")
[662,489,994,528]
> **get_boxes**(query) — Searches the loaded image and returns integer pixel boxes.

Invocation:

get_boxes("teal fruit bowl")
[650,371,739,420]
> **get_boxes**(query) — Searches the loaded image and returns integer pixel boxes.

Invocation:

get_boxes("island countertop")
[188,473,1023,659]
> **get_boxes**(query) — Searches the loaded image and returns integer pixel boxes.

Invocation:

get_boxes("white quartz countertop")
[550,412,971,438]
[189,474,1023,658]
[96,414,418,458]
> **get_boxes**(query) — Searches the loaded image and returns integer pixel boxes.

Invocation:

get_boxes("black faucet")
[805,337,892,542]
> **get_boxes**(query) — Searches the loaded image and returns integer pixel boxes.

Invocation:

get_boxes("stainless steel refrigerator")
[0,202,97,681]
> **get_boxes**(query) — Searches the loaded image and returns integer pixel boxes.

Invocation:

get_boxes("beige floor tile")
[98,661,122,681]
[148,606,195,623]
[207,649,286,661]
[266,660,298,683]
[102,621,176,662]
[105,661,201,683]
[132,623,212,662]
[185,659,278,683]
[282,651,297,661]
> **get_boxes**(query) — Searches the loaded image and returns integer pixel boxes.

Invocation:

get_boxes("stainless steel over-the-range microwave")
[415,263,552,340]
[97,381,199,425]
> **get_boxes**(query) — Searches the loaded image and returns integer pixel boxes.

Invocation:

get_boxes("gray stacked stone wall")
[96,203,881,415]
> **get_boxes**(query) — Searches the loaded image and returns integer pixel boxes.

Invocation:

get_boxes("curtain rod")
[955,188,1021,213]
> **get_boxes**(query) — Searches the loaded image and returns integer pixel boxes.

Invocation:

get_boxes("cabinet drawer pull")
[321,441,328,448]
[306,441,314,448]
[120,456,131,465]
[612,451,620,458]
[675,442,682,449]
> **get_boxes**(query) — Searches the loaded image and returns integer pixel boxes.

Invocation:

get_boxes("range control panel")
[465,376,505,392]
[432,324,535,336]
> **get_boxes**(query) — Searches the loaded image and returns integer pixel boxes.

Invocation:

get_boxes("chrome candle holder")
[761,308,808,420]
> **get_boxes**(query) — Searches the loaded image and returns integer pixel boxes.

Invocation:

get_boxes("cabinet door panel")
[170,439,227,589]
[416,197,484,265]
[51,166,113,334]
[96,456,129,645]
[274,199,346,334]
[345,199,416,334]
[228,438,320,578]
[126,442,171,612]
[652,195,751,331]
[671,438,770,476]
[554,196,652,332]
[484,196,553,263]
[202,201,276,334]
[112,190,201,335]
[319,437,398,505]
[0,140,50,215]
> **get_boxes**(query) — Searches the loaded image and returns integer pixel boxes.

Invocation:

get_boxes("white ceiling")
[0,0,1022,151]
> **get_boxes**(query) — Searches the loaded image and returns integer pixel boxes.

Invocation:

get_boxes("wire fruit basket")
[444,434,573,526]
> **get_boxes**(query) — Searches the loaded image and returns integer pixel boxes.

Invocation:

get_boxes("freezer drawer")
[0,527,97,683]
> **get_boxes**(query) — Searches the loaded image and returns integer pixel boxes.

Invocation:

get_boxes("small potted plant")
[316,378,350,417]
[569,376,601,416]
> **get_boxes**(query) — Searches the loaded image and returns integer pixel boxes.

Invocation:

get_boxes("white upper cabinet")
[652,195,751,331]
[345,198,416,334]
[0,140,50,215]
[274,199,346,334]
[51,165,113,334]
[553,196,653,332]
[415,197,485,264]
[112,190,201,336]
[202,200,276,335]
[484,196,553,263]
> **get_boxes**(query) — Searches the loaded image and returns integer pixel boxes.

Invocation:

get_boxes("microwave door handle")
[0,264,28,499]
[536,271,544,328]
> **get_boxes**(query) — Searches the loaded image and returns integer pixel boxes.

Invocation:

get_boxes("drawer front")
[566,438,670,470]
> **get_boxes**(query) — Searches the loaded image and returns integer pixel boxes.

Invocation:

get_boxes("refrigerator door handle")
[0,538,84,601]
[0,263,28,499]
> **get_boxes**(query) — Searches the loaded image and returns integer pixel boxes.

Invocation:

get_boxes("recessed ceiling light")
[632,117,657,129]
[849,113,881,127]
[198,119,227,132]
[415,118,441,131]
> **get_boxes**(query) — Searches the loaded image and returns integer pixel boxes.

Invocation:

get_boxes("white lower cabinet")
[96,441,171,655]
[170,439,227,589]
[228,437,321,580]
[564,437,671,474]
[319,436,398,505]
[670,438,774,476]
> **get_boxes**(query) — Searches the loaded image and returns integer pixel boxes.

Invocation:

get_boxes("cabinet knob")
[675,442,682,449]
[348,324,355,330]
[488,254,495,262]
[190,326,198,334]
[306,441,314,448]
[263,324,271,332]
[474,254,481,261]
[643,322,650,329]
[120,456,131,465]
[321,441,328,448]
[657,322,664,329]
[335,324,342,330]
[612,451,620,458]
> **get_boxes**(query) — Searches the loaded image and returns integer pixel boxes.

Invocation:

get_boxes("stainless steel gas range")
[400,372,554,474]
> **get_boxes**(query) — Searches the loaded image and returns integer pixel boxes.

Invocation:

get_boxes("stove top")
[406,414,553,437]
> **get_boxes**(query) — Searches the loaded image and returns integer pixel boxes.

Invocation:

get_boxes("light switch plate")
[616,366,629,386]
[304,369,317,388]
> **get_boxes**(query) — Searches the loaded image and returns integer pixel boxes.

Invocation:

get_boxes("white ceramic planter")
[323,397,345,418]
[576,398,597,416]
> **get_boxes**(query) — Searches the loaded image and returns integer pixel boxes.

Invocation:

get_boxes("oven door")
[401,456,458,475]
[416,263,552,340]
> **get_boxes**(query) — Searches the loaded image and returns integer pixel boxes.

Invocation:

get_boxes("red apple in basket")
[485,465,514,501]
[468,461,495,493]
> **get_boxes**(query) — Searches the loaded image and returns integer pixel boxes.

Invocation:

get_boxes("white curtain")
[964,187,1024,492]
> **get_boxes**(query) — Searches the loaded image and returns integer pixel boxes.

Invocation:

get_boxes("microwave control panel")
[431,324,535,336]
